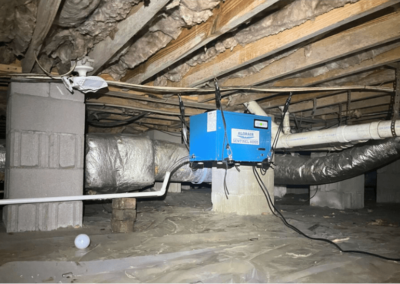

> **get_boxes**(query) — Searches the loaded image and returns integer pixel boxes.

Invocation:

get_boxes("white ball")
[74,234,90,249]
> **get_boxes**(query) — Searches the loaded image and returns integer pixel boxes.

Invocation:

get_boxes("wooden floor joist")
[122,0,280,84]
[260,69,396,110]
[298,95,391,117]
[89,0,170,74]
[219,11,400,105]
[22,0,62,73]
[166,0,399,88]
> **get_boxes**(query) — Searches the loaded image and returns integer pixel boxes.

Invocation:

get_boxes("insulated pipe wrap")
[274,138,400,185]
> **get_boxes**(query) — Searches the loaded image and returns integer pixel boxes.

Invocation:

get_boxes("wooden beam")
[102,90,215,110]
[86,96,204,116]
[89,0,170,74]
[22,0,62,73]
[0,63,22,74]
[122,0,280,83]
[169,0,399,87]
[259,69,395,109]
[322,105,390,120]
[299,95,391,117]
[228,30,400,106]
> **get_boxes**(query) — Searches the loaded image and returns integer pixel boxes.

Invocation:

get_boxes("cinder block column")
[154,181,181,193]
[212,165,274,215]
[3,82,85,232]
[377,160,400,203]
[310,175,364,210]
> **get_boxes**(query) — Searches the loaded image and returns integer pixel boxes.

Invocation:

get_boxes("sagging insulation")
[85,134,211,193]
[274,138,400,185]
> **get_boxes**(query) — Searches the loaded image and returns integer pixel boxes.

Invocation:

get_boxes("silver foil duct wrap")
[274,138,400,185]
[85,134,211,193]
[0,145,5,172]
[154,140,212,183]
[85,134,155,193]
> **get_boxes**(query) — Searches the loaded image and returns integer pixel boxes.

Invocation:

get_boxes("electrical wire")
[88,112,149,128]
[253,166,400,262]
[214,78,232,199]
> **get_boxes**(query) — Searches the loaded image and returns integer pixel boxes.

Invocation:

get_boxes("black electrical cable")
[88,112,149,128]
[178,94,190,150]
[269,92,293,162]
[214,78,232,199]
[253,166,400,262]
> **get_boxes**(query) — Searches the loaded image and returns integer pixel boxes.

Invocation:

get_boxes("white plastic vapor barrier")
[0,173,171,205]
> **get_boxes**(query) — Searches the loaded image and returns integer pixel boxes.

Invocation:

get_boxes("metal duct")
[0,145,5,172]
[153,140,212,184]
[85,134,211,193]
[85,134,155,193]
[274,137,400,185]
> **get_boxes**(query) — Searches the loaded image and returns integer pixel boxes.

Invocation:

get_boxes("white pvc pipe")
[0,172,171,205]
[244,101,400,149]
[277,120,400,149]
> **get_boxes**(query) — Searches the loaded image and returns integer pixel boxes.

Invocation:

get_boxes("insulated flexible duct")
[274,138,400,185]
[85,134,211,193]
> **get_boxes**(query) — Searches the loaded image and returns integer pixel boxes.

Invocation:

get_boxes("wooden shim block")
[111,219,134,233]
[112,198,137,209]
[112,209,137,221]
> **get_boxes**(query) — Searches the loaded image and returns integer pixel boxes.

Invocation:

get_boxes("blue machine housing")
[189,110,272,162]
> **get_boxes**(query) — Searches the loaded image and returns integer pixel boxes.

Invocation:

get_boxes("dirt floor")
[0,188,400,282]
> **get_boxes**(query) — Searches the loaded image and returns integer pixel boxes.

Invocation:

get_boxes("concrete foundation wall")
[212,165,274,215]
[310,175,364,210]
[3,82,85,232]
[377,160,400,203]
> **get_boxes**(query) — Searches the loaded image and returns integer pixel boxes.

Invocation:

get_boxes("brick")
[112,209,137,221]
[111,219,134,233]
[112,198,137,209]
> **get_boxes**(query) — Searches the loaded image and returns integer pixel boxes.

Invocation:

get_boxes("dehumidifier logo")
[237,131,254,139]
[232,129,259,145]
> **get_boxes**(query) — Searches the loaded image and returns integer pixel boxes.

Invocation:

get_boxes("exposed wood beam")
[22,0,62,73]
[169,0,399,88]
[299,95,391,117]
[321,105,390,120]
[259,69,395,109]
[102,90,215,110]
[0,62,22,74]
[89,0,170,75]
[221,11,400,105]
[227,37,400,106]
[122,0,280,83]
[86,96,204,116]
[224,11,400,89]
[87,106,182,121]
